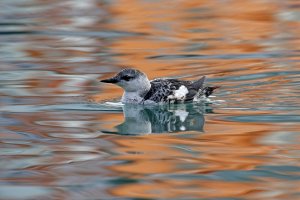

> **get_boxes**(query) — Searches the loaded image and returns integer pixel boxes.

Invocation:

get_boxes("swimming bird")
[100,68,219,104]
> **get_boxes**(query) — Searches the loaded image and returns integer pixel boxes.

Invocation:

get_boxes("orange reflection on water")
[1,0,300,199]
[106,118,299,199]
[110,178,300,199]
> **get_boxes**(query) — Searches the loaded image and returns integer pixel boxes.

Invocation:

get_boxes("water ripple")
[148,52,292,60]
[227,114,300,123]
[0,0,300,199]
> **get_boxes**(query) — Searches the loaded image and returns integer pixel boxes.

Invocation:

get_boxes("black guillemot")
[100,68,219,104]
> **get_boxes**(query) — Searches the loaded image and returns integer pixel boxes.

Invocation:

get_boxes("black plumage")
[143,76,207,103]
[100,68,219,104]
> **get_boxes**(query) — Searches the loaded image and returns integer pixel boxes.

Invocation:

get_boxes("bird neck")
[121,80,151,104]
[139,79,151,96]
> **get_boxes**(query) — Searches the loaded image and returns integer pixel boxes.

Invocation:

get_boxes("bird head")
[100,68,151,93]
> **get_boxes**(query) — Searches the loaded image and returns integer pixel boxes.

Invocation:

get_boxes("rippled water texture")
[1,0,300,199]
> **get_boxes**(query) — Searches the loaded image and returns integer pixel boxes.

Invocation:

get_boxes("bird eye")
[122,75,132,81]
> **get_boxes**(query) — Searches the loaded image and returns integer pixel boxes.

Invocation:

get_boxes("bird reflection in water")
[110,103,209,135]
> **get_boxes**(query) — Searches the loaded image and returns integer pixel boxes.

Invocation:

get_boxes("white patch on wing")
[168,85,189,101]
[175,85,188,99]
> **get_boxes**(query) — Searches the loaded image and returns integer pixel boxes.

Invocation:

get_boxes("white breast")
[121,92,144,104]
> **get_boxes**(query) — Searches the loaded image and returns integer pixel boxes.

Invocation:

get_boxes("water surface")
[0,0,300,199]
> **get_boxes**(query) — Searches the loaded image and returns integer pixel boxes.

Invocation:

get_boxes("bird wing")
[143,79,174,103]
[144,78,205,103]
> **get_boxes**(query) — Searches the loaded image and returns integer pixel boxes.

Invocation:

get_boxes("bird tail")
[203,86,220,97]
[192,76,206,91]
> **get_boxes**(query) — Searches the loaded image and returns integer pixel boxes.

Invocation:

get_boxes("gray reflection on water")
[0,0,300,199]
[0,186,53,200]
[109,103,207,135]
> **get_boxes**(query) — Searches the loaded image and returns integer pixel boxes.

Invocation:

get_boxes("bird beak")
[100,77,119,84]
